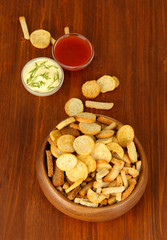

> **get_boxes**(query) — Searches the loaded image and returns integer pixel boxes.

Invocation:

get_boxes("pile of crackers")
[46,112,141,207]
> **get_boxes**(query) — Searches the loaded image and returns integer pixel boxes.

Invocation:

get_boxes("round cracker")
[66,160,88,182]
[50,140,65,158]
[87,188,106,203]
[106,142,124,159]
[57,134,75,153]
[65,98,84,116]
[82,80,101,99]
[73,135,95,155]
[97,75,116,93]
[50,129,62,141]
[30,29,51,49]
[91,143,112,162]
[56,154,77,171]
[117,125,134,147]
[77,155,96,173]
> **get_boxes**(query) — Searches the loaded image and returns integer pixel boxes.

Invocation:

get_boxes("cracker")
[122,181,136,201]
[123,167,139,178]
[79,182,94,196]
[46,150,53,177]
[82,80,101,99]
[57,134,75,153]
[66,160,88,182]
[117,125,134,147]
[85,100,114,110]
[77,154,96,173]
[96,160,112,172]
[102,186,125,194]
[97,75,116,93]
[61,127,80,137]
[74,135,95,155]
[127,141,138,163]
[106,142,124,159]
[67,186,81,200]
[52,163,64,187]
[65,98,84,116]
[96,137,113,144]
[97,116,116,125]
[19,16,30,40]
[50,129,62,141]
[56,117,76,130]
[103,165,120,182]
[112,76,120,88]
[87,189,106,203]
[56,153,77,171]
[65,179,83,193]
[91,143,112,162]
[96,129,115,139]
[30,29,51,49]
[51,140,65,158]
[75,112,96,123]
[79,122,101,135]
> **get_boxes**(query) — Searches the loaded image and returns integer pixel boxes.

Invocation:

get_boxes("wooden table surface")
[0,0,166,239]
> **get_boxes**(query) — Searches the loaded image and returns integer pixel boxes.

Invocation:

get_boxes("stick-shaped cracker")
[64,26,70,34]
[19,16,30,40]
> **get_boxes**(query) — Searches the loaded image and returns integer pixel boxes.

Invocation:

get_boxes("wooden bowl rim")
[36,115,148,221]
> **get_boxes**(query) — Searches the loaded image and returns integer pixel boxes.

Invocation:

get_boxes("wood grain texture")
[0,0,166,239]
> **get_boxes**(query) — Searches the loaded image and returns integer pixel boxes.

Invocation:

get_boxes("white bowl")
[21,57,64,96]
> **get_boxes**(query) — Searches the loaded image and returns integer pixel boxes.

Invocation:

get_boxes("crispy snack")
[19,16,30,39]
[108,180,117,187]
[79,182,94,196]
[85,100,114,110]
[123,167,139,178]
[136,161,142,172]
[121,170,128,188]
[79,122,101,135]
[104,122,117,130]
[65,179,83,193]
[73,135,95,155]
[93,181,109,188]
[50,129,62,141]
[64,26,70,34]
[97,116,116,125]
[102,186,125,194]
[96,129,115,139]
[116,192,122,201]
[30,29,51,49]
[77,155,96,173]
[96,160,112,172]
[107,142,124,159]
[112,76,120,88]
[56,154,77,171]
[96,137,113,144]
[97,75,116,93]
[65,98,84,116]
[127,141,138,163]
[87,189,106,203]
[91,143,112,162]
[75,112,96,123]
[67,186,81,200]
[122,181,136,201]
[103,165,120,182]
[51,140,65,158]
[69,122,80,130]
[57,134,75,153]
[61,127,80,137]
[56,117,76,130]
[82,80,101,99]
[110,158,125,168]
[108,196,117,205]
[62,182,70,190]
[66,160,88,182]
[122,153,131,164]
[46,150,53,177]
[116,174,123,187]
[47,136,53,145]
[117,125,134,147]
[52,163,64,187]
[111,136,118,143]
[99,199,108,207]
[74,198,98,207]
[96,168,109,180]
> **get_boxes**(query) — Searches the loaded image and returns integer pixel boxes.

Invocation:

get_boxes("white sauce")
[23,58,63,93]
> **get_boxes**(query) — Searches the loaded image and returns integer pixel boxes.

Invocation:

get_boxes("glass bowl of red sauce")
[52,33,94,71]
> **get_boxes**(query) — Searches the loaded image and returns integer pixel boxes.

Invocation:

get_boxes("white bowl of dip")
[21,57,64,96]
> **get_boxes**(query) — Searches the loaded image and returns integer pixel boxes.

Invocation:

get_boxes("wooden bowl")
[36,115,148,222]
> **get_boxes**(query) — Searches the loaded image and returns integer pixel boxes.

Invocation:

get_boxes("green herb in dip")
[23,58,63,93]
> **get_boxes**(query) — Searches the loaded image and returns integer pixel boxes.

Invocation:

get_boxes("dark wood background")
[0,0,166,239]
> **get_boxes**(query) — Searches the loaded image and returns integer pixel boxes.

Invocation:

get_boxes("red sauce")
[53,35,92,67]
